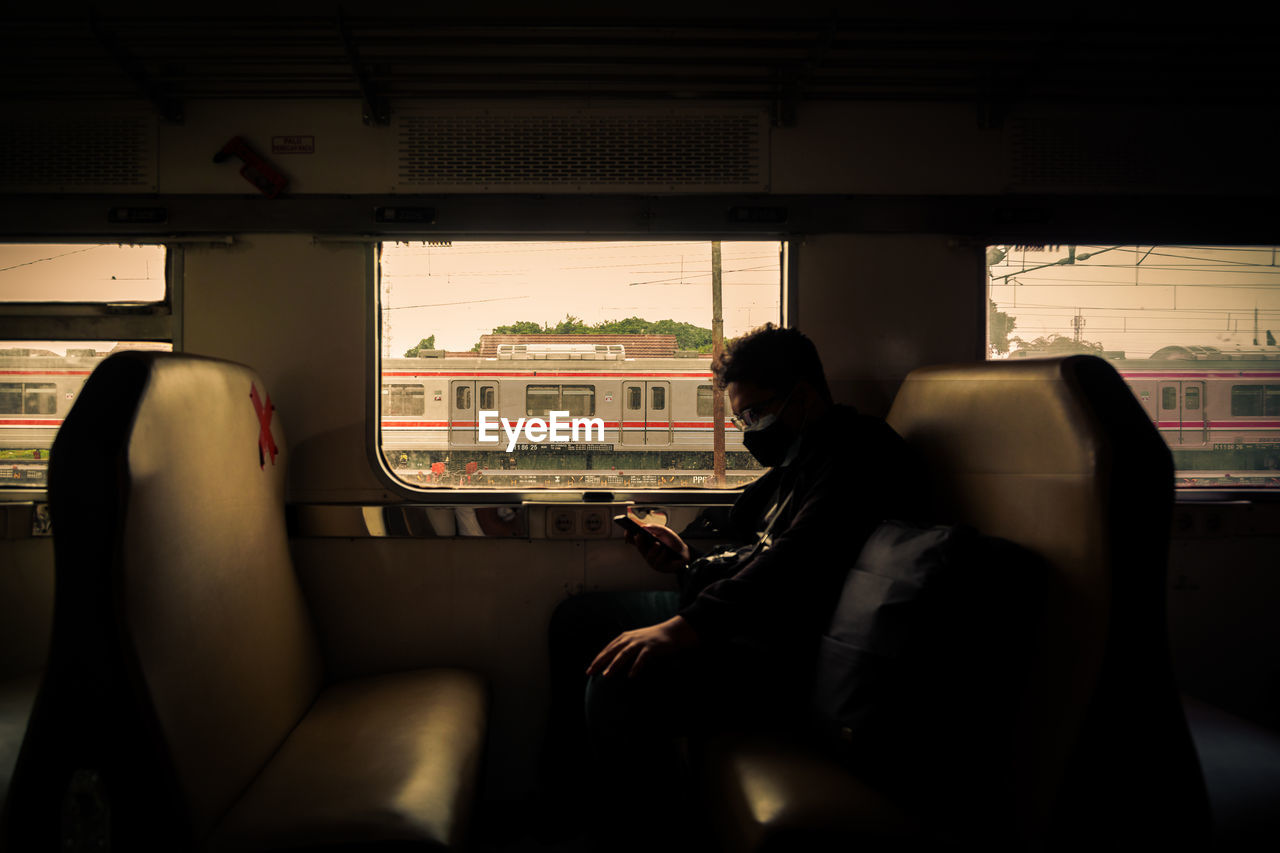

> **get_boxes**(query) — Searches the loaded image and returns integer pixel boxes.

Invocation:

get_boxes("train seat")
[699,355,1211,850]
[4,352,487,851]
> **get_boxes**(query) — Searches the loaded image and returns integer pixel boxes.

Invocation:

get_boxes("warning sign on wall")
[271,136,315,154]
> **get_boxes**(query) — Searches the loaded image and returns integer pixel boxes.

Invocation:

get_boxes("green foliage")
[403,335,436,357]
[1010,333,1104,355]
[477,314,714,351]
[988,299,1016,355]
[490,320,545,335]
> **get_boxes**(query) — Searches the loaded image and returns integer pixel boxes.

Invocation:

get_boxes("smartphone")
[612,513,649,538]
[613,514,675,551]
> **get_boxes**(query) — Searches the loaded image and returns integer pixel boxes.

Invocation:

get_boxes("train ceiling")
[3,8,1278,126]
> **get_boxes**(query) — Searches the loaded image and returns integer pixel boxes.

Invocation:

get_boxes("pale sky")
[380,240,783,355]
[988,245,1280,358]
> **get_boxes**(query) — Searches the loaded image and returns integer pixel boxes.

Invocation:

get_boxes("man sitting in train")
[542,323,915,850]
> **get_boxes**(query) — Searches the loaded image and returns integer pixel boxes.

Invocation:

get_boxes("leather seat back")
[886,355,1209,846]
[7,352,322,849]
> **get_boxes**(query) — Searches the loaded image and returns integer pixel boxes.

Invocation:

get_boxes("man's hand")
[625,522,691,573]
[587,615,699,678]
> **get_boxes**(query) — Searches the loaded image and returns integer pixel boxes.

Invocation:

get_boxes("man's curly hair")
[711,323,832,403]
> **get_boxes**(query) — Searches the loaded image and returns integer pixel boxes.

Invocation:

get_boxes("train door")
[1158,380,1208,446]
[620,381,672,445]
[449,380,477,445]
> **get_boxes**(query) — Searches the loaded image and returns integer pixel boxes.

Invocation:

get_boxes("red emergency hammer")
[213,136,288,198]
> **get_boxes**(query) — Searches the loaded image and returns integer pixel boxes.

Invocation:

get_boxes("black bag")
[811,520,1045,795]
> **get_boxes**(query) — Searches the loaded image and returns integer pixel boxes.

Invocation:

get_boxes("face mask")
[740,394,796,467]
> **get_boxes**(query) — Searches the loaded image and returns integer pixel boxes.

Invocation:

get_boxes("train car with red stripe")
[380,347,745,454]
[1111,346,1280,476]
[0,351,96,459]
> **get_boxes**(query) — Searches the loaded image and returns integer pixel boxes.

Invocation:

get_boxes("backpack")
[811,520,1046,802]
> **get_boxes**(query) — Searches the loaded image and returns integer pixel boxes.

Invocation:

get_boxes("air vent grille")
[0,113,157,193]
[1011,115,1154,190]
[396,109,768,191]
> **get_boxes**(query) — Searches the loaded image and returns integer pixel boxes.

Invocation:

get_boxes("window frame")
[0,243,181,347]
[367,237,791,504]
[0,240,181,494]
[984,242,1280,496]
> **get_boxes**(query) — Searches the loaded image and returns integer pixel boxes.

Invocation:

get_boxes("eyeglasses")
[730,390,789,431]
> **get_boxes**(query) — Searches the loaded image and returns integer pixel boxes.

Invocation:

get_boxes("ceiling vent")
[395,108,769,192]
[0,111,157,193]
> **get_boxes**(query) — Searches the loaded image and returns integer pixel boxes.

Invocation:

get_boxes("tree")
[470,315,715,352]
[1009,333,1104,356]
[490,320,545,335]
[403,335,436,357]
[988,299,1016,355]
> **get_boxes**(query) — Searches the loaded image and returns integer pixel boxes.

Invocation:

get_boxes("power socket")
[580,507,610,538]
[546,508,578,538]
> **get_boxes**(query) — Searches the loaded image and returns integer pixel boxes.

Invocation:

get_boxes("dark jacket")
[676,403,916,658]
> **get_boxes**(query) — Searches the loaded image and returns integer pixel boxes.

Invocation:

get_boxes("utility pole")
[711,241,726,488]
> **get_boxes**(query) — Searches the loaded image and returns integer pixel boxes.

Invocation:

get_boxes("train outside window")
[382,384,425,416]
[1,383,56,415]
[1,243,171,487]
[696,385,713,416]
[987,245,1280,486]
[1231,385,1280,417]
[377,240,783,489]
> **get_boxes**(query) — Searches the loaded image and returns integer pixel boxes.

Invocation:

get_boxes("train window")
[1231,386,1261,416]
[1,383,56,415]
[562,385,595,417]
[2,243,173,487]
[526,386,561,417]
[697,385,713,417]
[377,240,783,489]
[1231,385,1280,417]
[988,245,1280,487]
[383,384,425,416]
[526,385,596,418]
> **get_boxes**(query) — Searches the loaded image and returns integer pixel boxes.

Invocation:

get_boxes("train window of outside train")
[562,385,595,417]
[1231,386,1262,417]
[988,245,1280,487]
[383,384,425,416]
[1,243,172,488]
[456,386,472,409]
[377,240,783,489]
[696,385,713,416]
[526,385,560,417]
